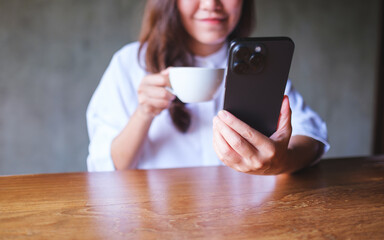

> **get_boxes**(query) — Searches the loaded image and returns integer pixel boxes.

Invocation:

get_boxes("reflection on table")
[1,156,383,239]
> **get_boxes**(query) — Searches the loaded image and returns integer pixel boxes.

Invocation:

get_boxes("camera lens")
[249,53,265,72]
[234,46,251,60]
[233,61,249,74]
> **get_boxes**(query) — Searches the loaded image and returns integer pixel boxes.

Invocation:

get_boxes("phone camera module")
[232,44,266,74]
[249,53,265,73]
[234,46,251,60]
[233,61,249,74]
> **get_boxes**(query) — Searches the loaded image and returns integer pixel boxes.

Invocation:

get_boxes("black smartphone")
[223,37,295,137]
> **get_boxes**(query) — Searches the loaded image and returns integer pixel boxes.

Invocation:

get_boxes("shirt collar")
[194,43,228,68]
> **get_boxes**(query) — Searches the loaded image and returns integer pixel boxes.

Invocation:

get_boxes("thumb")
[271,95,292,140]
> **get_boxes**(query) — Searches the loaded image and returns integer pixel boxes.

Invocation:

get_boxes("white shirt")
[86,42,329,172]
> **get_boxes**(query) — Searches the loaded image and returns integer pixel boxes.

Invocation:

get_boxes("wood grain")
[1,156,384,239]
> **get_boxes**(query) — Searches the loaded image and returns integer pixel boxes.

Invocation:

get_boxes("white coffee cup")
[168,67,225,103]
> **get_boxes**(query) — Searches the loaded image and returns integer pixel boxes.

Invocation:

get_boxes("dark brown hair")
[139,0,255,132]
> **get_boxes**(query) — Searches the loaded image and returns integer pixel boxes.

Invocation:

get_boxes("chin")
[198,34,228,46]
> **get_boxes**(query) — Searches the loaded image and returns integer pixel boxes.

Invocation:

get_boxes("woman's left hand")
[213,96,292,175]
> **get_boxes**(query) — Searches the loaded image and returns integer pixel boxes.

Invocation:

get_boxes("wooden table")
[1,156,384,239]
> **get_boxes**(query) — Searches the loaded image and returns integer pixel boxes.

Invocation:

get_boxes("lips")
[197,17,227,24]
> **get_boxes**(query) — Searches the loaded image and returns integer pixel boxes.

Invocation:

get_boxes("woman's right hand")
[137,69,175,118]
[112,69,175,170]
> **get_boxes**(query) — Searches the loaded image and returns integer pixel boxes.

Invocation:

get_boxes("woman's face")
[177,0,243,55]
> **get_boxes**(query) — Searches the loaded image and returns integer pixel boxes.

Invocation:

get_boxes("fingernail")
[284,95,289,103]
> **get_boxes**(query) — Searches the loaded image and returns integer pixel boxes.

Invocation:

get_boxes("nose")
[200,0,223,11]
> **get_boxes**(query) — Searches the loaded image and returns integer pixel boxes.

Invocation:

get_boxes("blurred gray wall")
[0,0,146,174]
[0,0,381,175]
[255,0,381,158]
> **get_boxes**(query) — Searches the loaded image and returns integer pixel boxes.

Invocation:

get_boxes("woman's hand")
[111,69,175,170]
[137,69,175,118]
[213,96,293,175]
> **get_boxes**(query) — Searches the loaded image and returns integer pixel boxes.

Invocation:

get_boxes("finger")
[149,97,173,109]
[214,120,262,173]
[138,94,173,110]
[142,74,170,87]
[161,67,171,75]
[213,117,242,166]
[277,95,292,131]
[214,115,258,166]
[139,85,175,101]
[271,95,292,141]
[217,110,270,147]
[212,126,228,166]
[160,69,171,87]
[213,123,256,173]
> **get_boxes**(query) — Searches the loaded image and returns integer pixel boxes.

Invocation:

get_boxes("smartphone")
[223,37,295,137]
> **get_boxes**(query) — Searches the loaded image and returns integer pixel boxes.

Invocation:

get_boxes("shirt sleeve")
[86,48,138,172]
[284,80,330,163]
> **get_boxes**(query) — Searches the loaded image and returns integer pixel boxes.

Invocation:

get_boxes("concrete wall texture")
[0,0,381,175]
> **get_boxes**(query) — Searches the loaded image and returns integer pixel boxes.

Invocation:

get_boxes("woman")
[86,0,329,174]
